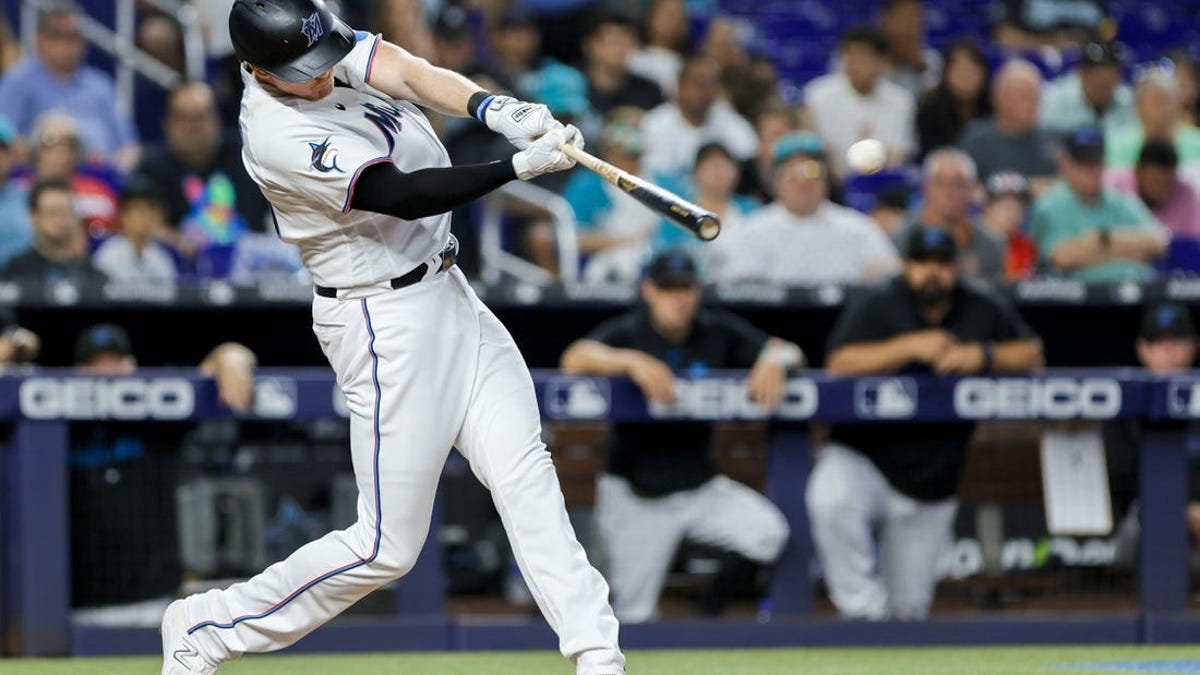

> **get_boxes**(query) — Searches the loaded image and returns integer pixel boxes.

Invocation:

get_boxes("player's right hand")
[628,353,677,406]
[512,125,581,180]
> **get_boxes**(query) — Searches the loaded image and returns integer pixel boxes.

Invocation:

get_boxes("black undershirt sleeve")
[348,156,517,220]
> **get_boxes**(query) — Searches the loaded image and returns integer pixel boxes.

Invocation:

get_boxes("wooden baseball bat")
[559,144,721,242]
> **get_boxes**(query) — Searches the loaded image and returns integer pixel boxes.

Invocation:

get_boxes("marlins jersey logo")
[309,137,343,173]
[300,11,324,47]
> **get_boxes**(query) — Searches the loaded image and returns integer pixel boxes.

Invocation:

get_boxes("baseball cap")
[986,171,1031,203]
[434,4,471,40]
[119,173,165,208]
[1140,302,1197,341]
[772,132,824,166]
[904,225,958,262]
[1081,41,1125,67]
[75,324,133,364]
[646,249,699,288]
[602,117,644,155]
[1064,127,1105,164]
[528,62,590,118]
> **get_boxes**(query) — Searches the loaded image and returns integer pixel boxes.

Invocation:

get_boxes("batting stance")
[160,1,624,673]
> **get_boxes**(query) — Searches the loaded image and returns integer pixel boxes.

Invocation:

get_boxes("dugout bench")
[1,369,1197,656]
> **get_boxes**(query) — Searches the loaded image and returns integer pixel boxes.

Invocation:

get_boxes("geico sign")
[19,378,195,420]
[649,378,817,420]
[953,378,1121,419]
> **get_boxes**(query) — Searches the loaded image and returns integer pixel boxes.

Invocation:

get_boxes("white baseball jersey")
[239,31,451,288]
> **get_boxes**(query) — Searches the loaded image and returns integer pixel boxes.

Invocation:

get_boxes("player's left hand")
[483,95,564,149]
[746,359,787,411]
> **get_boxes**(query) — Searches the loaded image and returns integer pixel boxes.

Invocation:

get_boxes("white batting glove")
[484,95,563,149]
[512,125,583,180]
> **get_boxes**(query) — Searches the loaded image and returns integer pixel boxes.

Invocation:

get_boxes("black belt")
[314,241,457,299]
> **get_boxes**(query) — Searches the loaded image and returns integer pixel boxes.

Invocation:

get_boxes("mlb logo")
[254,378,298,419]
[854,377,917,419]
[1167,379,1200,418]
[545,377,610,419]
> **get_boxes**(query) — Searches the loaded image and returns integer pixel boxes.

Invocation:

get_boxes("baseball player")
[159,1,624,673]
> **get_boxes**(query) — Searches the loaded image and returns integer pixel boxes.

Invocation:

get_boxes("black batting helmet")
[229,0,356,83]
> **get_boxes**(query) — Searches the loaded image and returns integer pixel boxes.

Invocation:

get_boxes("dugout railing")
[1,369,1197,656]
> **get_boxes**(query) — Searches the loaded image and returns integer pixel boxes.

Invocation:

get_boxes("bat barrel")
[695,215,721,241]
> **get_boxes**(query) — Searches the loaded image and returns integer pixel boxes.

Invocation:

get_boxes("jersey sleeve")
[245,119,392,216]
[987,293,1039,342]
[708,309,769,368]
[826,289,894,355]
[584,314,638,348]
[336,31,384,91]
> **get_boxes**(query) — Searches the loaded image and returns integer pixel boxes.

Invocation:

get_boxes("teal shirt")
[1030,181,1161,282]
[563,170,611,230]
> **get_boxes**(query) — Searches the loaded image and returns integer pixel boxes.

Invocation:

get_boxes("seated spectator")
[869,184,913,238]
[25,112,120,237]
[735,100,801,204]
[992,0,1108,50]
[981,172,1039,281]
[1031,128,1166,281]
[0,307,40,369]
[712,133,899,285]
[565,112,665,284]
[1107,140,1200,242]
[1039,41,1135,138]
[960,59,1059,191]
[1169,51,1199,127]
[879,0,942,97]
[486,10,541,96]
[805,26,916,178]
[0,117,32,269]
[0,177,103,285]
[0,2,139,171]
[560,249,798,623]
[92,177,177,284]
[894,148,1006,285]
[916,40,992,161]
[811,226,1042,620]
[135,82,271,279]
[640,57,757,182]
[654,142,759,275]
[723,55,782,123]
[430,4,480,74]
[1106,68,1200,170]
[627,0,690,97]
[581,11,663,116]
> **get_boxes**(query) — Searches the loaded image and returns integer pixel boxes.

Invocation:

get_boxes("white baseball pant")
[595,473,789,623]
[806,443,957,621]
[177,268,624,675]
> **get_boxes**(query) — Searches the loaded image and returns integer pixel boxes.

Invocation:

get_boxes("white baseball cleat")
[161,599,218,674]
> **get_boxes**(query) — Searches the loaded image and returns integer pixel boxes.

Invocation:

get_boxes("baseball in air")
[846,138,887,174]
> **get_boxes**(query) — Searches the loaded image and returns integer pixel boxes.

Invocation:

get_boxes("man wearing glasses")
[712,132,900,285]
[0,2,140,171]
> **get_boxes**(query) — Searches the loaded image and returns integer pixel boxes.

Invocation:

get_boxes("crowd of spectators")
[0,0,1193,290]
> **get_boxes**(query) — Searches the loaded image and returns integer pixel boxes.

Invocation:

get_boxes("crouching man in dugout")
[560,249,802,622]
[809,226,1043,620]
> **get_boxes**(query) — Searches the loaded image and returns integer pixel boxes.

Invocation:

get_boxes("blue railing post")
[765,424,814,615]
[1138,424,1189,613]
[5,419,70,655]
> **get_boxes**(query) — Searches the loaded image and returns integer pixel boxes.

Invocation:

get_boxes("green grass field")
[7,646,1200,675]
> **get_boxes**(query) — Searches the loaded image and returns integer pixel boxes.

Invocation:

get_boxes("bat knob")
[697,216,721,241]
